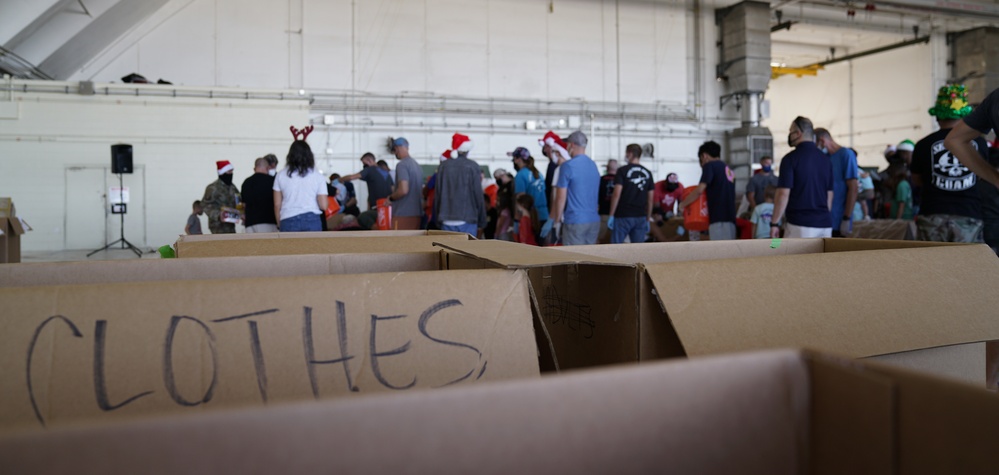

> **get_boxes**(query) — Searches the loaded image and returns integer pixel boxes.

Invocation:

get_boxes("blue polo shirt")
[556,154,600,224]
[515,167,549,222]
[778,142,833,228]
[828,147,858,225]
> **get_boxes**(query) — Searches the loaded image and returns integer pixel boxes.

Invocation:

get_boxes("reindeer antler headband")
[289,125,314,141]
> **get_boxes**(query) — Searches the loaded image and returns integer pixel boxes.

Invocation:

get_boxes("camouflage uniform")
[202,178,241,234]
[915,214,983,243]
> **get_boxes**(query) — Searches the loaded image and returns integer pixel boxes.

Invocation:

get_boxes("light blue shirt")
[556,154,600,225]
[829,147,858,224]
[515,167,549,222]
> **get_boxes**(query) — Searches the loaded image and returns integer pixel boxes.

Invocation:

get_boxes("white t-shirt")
[272,168,327,219]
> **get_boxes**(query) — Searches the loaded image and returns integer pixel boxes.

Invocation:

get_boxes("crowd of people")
[190,84,999,250]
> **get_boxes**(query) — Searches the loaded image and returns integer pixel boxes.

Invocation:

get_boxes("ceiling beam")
[3,0,77,51]
[37,0,172,80]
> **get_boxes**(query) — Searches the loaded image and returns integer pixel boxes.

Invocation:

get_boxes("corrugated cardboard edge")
[432,240,635,269]
[642,245,999,359]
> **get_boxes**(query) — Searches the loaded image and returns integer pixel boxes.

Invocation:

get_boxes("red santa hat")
[538,131,571,162]
[449,133,474,158]
[216,160,233,175]
[440,149,452,162]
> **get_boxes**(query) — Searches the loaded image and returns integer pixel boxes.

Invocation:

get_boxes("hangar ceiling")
[0,0,996,81]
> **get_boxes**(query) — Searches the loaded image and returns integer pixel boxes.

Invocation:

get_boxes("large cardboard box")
[174,230,471,258]
[0,252,440,287]
[437,239,999,388]
[0,269,539,432]
[2,349,996,474]
[0,199,25,264]
[0,217,25,264]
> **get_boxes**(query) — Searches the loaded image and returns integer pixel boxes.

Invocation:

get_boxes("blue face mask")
[762,165,772,173]
[820,147,829,154]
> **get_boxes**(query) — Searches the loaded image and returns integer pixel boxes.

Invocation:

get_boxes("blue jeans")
[441,222,478,237]
[280,213,322,232]
[611,217,650,244]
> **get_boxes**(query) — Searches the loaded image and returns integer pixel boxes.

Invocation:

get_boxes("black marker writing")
[247,321,268,403]
[26,315,83,427]
[370,314,416,390]
[302,304,357,398]
[418,299,484,386]
[94,320,154,411]
[162,316,218,407]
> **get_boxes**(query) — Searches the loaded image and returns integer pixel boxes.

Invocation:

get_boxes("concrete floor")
[21,245,160,263]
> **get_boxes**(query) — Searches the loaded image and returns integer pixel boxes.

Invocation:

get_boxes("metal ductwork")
[951,27,999,105]
[717,1,773,195]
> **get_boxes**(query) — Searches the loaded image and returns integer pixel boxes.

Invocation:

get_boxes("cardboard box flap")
[0,252,440,288]
[0,269,538,432]
[176,235,470,258]
[645,245,999,358]
[566,239,828,264]
[434,240,631,268]
[2,217,25,236]
[819,238,964,253]
[176,230,470,243]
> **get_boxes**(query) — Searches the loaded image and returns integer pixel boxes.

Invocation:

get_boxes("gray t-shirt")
[187,213,202,234]
[393,156,424,217]
[746,172,779,206]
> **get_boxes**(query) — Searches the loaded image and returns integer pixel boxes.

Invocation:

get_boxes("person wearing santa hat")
[434,133,487,236]
[201,160,242,234]
[543,131,601,245]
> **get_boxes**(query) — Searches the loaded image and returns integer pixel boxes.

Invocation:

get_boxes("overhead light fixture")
[323,115,336,125]
[525,120,537,130]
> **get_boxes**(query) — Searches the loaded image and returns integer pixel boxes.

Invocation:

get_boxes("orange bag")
[682,186,709,232]
[325,197,341,218]
[376,198,392,230]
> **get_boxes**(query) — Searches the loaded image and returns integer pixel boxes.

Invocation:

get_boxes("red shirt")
[654,181,684,214]
[515,215,538,245]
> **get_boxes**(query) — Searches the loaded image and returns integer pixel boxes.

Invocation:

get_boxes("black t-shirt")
[964,87,999,134]
[699,159,736,224]
[613,164,653,218]
[910,128,988,219]
[240,173,276,226]
[598,173,616,215]
[360,165,393,208]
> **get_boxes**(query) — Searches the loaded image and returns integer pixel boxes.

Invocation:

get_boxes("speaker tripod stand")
[87,173,143,258]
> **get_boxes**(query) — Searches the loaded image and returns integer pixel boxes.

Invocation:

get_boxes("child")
[889,168,913,220]
[185,200,203,235]
[750,185,776,239]
[514,194,540,246]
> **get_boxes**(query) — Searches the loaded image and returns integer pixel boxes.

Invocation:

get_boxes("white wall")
[0,83,308,251]
[9,0,872,251]
[765,36,944,169]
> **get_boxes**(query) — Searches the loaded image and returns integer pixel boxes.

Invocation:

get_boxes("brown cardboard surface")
[646,245,999,360]
[0,269,539,432]
[0,252,439,287]
[0,217,26,264]
[176,232,471,257]
[177,229,468,242]
[0,349,812,475]
[435,240,638,371]
[3,349,998,475]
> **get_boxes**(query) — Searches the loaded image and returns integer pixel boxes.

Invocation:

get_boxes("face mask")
[332,179,340,185]
[762,165,772,173]
[220,174,233,186]
[268,169,276,176]
[787,134,796,148]
[820,147,829,154]
[665,183,679,192]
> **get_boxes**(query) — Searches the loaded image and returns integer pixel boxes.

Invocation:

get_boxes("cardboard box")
[0,217,25,264]
[174,230,472,258]
[437,239,999,388]
[2,349,996,474]
[0,269,539,432]
[0,252,440,287]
